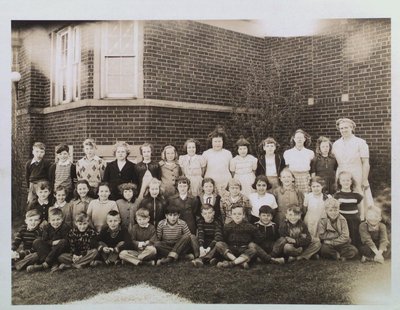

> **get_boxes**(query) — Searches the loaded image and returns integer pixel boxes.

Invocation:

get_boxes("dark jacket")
[103,160,138,200]
[168,194,199,234]
[256,154,285,177]
[196,194,222,222]
[279,219,311,248]
[134,161,161,192]
[25,158,52,185]
[138,196,167,227]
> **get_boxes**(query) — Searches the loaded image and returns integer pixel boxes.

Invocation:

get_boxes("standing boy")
[318,198,358,261]
[25,142,51,204]
[27,180,53,225]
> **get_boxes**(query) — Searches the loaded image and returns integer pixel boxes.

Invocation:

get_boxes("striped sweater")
[12,224,42,253]
[333,191,363,215]
[196,218,223,248]
[156,219,191,244]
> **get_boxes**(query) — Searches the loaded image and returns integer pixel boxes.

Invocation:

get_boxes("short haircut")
[231,203,244,212]
[366,206,382,218]
[183,138,201,154]
[136,208,150,218]
[201,203,214,212]
[175,175,191,188]
[54,185,67,195]
[139,142,154,155]
[252,175,272,190]
[56,144,69,154]
[226,178,242,191]
[161,145,178,161]
[25,209,40,218]
[35,180,51,191]
[287,205,302,215]
[290,129,311,148]
[83,138,97,149]
[32,142,46,150]
[118,182,138,196]
[107,210,120,218]
[324,197,340,210]
[165,204,180,215]
[337,171,356,191]
[49,208,64,218]
[97,182,110,191]
[113,141,131,157]
[259,205,275,216]
[75,211,89,223]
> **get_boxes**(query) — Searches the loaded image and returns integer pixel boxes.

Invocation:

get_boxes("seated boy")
[253,205,285,264]
[120,208,157,266]
[359,206,390,263]
[191,204,223,267]
[26,208,70,272]
[318,198,358,261]
[25,142,51,204]
[155,204,198,265]
[215,204,264,269]
[12,209,42,271]
[27,180,53,225]
[97,210,132,265]
[56,211,99,270]
[271,206,321,262]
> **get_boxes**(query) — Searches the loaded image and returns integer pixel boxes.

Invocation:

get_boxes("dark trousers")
[15,252,39,271]
[320,242,359,260]
[215,241,257,261]
[99,241,125,263]
[33,239,68,265]
[359,244,391,259]
[155,235,194,259]
[342,214,361,247]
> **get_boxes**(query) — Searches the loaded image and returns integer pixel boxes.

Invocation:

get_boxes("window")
[52,26,80,104]
[101,21,139,98]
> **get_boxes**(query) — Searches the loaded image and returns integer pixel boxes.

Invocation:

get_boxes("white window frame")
[100,21,139,99]
[53,26,81,105]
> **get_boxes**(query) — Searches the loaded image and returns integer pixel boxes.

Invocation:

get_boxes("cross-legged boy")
[271,206,321,262]
[191,204,223,267]
[119,208,157,266]
[26,208,70,272]
[97,210,132,265]
[215,204,263,269]
[56,211,99,270]
[12,210,43,271]
[359,206,390,263]
[155,204,198,265]
[318,198,358,261]
[25,142,51,204]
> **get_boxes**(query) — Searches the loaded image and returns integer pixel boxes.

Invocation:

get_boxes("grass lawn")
[12,258,391,305]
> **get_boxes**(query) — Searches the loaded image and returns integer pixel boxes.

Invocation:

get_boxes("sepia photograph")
[2,0,399,308]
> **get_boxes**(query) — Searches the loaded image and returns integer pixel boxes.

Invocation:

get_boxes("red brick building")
[11,19,391,215]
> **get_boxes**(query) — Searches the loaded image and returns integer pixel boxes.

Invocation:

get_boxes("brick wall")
[143,21,265,105]
[80,23,95,100]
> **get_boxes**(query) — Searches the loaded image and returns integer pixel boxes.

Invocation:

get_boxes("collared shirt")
[283,147,314,172]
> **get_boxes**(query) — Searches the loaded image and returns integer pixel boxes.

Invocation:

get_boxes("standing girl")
[220,178,251,224]
[116,183,139,231]
[229,136,257,197]
[65,179,93,227]
[196,177,222,222]
[178,139,206,197]
[248,175,277,223]
[256,137,286,190]
[103,141,138,201]
[87,182,118,233]
[159,145,181,198]
[202,127,233,194]
[304,176,328,237]
[135,142,161,199]
[272,168,304,226]
[311,136,338,195]
[283,129,315,194]
[137,178,167,228]
[333,171,363,247]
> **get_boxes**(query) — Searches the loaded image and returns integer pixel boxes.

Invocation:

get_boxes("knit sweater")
[12,224,42,253]
[359,221,389,251]
[196,218,223,248]
[334,191,363,215]
[223,221,264,248]
[87,199,118,232]
[279,219,311,248]
[98,226,132,252]
[67,227,98,256]
[156,219,191,244]
[41,222,71,244]
[130,223,157,250]
[25,158,51,185]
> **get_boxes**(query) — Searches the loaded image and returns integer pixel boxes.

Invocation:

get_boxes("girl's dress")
[283,147,314,193]
[310,155,338,194]
[230,154,257,197]
[303,192,326,237]
[87,199,118,233]
[116,198,139,231]
[159,160,181,198]
[272,185,304,226]
[178,154,206,196]
[219,191,251,224]
[248,192,278,223]
[202,148,232,193]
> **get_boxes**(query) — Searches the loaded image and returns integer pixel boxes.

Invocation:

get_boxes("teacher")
[332,118,371,220]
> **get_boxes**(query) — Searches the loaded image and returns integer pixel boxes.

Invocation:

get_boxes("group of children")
[12,129,390,272]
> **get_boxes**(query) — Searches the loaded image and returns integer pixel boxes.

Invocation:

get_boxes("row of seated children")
[12,193,389,272]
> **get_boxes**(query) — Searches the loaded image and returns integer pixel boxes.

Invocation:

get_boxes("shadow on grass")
[12,259,391,305]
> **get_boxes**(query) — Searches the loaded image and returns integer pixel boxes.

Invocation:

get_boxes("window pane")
[105,57,134,95]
